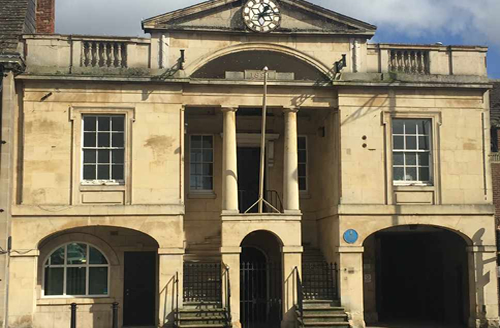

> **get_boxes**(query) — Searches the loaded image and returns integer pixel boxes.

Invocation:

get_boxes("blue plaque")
[343,229,359,244]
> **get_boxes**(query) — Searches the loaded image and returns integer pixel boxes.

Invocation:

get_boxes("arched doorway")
[240,230,283,328]
[363,225,470,327]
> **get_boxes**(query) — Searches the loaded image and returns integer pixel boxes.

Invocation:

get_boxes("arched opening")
[191,50,329,82]
[363,225,470,327]
[240,230,283,328]
[38,226,159,328]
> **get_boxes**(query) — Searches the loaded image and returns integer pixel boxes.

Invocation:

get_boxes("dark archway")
[192,50,328,82]
[240,230,283,328]
[363,225,470,327]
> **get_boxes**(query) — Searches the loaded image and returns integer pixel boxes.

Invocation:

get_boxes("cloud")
[316,0,500,48]
[56,0,500,49]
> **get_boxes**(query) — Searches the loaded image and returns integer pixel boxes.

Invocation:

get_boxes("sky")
[55,0,500,78]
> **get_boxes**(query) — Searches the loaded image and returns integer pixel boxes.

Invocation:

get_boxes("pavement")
[367,322,465,328]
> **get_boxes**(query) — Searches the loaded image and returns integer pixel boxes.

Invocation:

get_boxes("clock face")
[242,0,281,33]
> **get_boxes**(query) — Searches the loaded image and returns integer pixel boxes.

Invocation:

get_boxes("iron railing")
[183,262,222,303]
[302,262,339,300]
[238,190,284,213]
[240,262,282,328]
[174,271,180,326]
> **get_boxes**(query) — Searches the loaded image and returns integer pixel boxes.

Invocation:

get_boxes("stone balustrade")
[367,43,488,77]
[22,34,151,72]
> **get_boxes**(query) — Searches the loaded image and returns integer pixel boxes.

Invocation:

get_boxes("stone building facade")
[0,0,499,328]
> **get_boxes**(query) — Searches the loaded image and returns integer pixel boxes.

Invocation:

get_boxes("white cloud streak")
[56,0,500,49]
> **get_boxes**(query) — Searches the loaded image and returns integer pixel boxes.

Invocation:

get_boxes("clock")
[242,0,281,33]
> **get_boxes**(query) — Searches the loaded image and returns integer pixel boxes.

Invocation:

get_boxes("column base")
[347,311,366,328]
[469,318,500,328]
[222,210,240,215]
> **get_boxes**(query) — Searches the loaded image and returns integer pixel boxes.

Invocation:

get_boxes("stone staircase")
[176,302,230,328]
[299,300,349,328]
[298,245,349,328]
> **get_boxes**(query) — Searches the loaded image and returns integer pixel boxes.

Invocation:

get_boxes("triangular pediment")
[142,0,376,36]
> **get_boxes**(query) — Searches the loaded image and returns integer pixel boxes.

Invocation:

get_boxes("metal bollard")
[112,302,119,328]
[70,303,77,328]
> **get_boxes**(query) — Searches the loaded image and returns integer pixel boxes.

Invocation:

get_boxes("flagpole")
[258,67,269,213]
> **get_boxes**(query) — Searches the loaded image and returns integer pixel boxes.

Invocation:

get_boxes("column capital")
[283,107,299,113]
[221,107,238,113]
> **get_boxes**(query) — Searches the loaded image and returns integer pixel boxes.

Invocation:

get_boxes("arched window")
[44,243,109,297]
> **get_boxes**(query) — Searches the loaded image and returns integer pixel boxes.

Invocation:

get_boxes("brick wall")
[36,0,55,34]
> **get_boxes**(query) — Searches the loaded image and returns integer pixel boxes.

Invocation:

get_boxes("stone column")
[158,250,184,327]
[221,247,241,328]
[283,108,300,213]
[222,108,239,213]
[338,246,366,328]
[282,246,303,328]
[467,245,500,328]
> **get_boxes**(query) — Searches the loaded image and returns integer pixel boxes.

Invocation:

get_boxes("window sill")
[393,184,434,191]
[38,297,114,306]
[188,191,217,199]
[80,184,126,192]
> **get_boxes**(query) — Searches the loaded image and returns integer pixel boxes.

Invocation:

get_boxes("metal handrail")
[294,266,304,327]
[175,271,179,328]
[223,263,232,327]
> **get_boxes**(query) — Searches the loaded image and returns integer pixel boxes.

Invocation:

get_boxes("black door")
[238,147,261,213]
[123,252,156,327]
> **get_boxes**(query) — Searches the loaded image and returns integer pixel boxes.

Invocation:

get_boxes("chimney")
[36,0,55,34]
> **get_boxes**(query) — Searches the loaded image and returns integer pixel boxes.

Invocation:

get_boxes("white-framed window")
[392,119,432,185]
[189,135,214,191]
[43,243,109,297]
[298,136,308,191]
[82,115,125,185]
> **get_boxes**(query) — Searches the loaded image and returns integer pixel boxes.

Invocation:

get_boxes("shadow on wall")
[472,228,494,322]
[161,273,179,327]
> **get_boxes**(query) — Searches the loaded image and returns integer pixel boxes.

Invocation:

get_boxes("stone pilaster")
[283,108,300,213]
[221,108,239,213]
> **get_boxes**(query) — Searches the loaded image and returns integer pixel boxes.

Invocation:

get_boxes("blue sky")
[56,0,500,78]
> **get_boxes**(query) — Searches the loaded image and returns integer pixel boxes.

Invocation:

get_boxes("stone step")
[302,323,350,328]
[303,315,348,323]
[178,318,226,325]
[177,324,226,328]
[182,302,224,310]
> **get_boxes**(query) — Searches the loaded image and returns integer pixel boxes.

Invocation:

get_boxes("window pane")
[418,153,430,166]
[112,165,124,180]
[393,167,405,181]
[406,167,417,181]
[298,150,307,163]
[202,163,213,175]
[392,120,404,134]
[202,136,213,149]
[406,153,417,165]
[84,132,96,147]
[393,153,404,166]
[98,150,110,164]
[418,136,430,150]
[112,117,125,132]
[89,247,108,265]
[98,117,111,131]
[406,136,417,150]
[190,176,198,189]
[89,267,108,295]
[44,267,64,295]
[190,164,200,175]
[112,133,124,148]
[419,120,431,135]
[83,165,96,180]
[202,177,213,190]
[191,150,202,163]
[299,177,307,191]
[406,122,417,134]
[112,149,125,164]
[83,150,97,164]
[203,149,213,162]
[419,167,430,182]
[299,163,306,177]
[97,165,110,180]
[66,267,86,295]
[298,137,306,149]
[50,247,65,265]
[191,136,202,148]
[393,136,404,150]
[98,133,110,147]
[67,243,87,265]
[83,117,97,132]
